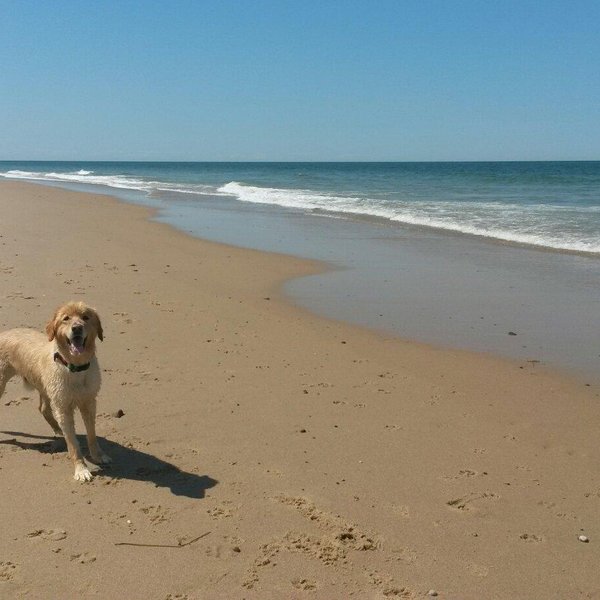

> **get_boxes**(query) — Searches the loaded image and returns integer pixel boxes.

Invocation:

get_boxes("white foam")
[218,182,600,254]
[0,169,149,191]
[2,169,46,179]
[2,170,598,255]
[0,169,228,198]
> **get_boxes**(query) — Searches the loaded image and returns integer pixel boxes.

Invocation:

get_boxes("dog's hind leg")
[39,393,63,436]
[0,361,16,400]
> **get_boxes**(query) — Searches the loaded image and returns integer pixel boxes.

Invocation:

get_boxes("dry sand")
[0,180,599,599]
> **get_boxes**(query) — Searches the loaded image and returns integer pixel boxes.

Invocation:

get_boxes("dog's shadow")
[0,431,218,499]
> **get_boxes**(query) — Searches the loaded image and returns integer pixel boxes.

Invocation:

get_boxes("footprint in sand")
[537,500,576,520]
[274,495,378,550]
[242,532,346,590]
[366,570,412,597]
[207,502,234,519]
[139,504,171,525]
[390,547,418,564]
[441,469,478,481]
[70,552,96,564]
[242,569,260,590]
[520,533,544,543]
[243,496,381,589]
[3,396,27,406]
[27,528,67,541]
[446,491,499,513]
[0,561,18,581]
[381,587,412,597]
[291,577,317,591]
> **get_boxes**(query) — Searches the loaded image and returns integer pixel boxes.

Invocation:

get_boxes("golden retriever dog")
[0,301,110,481]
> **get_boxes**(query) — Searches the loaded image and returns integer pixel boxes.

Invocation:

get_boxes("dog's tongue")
[70,339,85,355]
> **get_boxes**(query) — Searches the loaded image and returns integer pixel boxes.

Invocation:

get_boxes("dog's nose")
[72,324,84,334]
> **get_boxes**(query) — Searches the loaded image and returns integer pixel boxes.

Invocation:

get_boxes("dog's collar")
[53,352,90,373]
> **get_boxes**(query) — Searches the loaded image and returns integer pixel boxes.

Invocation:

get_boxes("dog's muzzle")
[69,327,87,355]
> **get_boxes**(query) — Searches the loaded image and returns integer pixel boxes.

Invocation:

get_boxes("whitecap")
[217,181,600,254]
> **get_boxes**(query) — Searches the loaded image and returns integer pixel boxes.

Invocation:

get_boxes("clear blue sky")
[1,1,599,161]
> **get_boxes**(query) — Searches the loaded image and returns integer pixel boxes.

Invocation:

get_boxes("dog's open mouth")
[69,335,87,355]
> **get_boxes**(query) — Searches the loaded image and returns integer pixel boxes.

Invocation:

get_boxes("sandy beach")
[0,179,599,599]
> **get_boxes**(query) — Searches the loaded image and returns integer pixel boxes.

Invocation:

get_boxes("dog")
[0,301,110,481]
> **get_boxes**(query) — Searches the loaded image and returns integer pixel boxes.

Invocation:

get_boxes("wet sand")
[151,189,600,382]
[0,180,599,599]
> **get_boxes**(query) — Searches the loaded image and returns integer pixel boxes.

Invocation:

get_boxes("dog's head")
[46,301,104,359]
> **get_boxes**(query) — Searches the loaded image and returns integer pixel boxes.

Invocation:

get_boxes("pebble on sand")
[578,535,589,543]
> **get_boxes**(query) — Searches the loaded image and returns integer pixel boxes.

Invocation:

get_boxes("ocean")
[1,161,599,380]
[1,161,600,254]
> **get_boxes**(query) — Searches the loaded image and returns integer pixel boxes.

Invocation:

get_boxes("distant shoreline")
[2,159,600,163]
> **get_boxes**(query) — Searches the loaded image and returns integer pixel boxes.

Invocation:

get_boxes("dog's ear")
[45,310,59,341]
[92,309,104,342]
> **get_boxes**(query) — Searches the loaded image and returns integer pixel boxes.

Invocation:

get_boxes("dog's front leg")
[79,398,111,465]
[39,393,62,436]
[55,406,92,481]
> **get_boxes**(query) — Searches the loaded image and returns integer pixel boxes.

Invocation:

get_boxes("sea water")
[2,161,600,254]
[2,161,599,379]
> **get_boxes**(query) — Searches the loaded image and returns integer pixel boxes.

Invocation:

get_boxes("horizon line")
[1,158,599,164]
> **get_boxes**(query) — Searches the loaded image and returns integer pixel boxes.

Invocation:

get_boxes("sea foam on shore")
[2,161,600,254]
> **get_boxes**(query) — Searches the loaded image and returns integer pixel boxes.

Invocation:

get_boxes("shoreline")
[149,185,600,383]
[2,160,600,259]
[3,171,600,382]
[10,177,599,383]
[1,179,599,598]
[5,172,600,259]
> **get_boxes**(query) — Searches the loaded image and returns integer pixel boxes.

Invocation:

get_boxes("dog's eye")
[62,316,70,322]
[82,315,90,321]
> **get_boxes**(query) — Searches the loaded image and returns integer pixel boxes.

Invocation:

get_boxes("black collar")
[53,352,90,373]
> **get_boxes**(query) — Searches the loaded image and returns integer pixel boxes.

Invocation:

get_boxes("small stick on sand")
[114,531,210,548]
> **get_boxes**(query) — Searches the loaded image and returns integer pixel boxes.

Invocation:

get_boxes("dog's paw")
[96,452,112,465]
[73,463,93,482]
[90,451,112,465]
